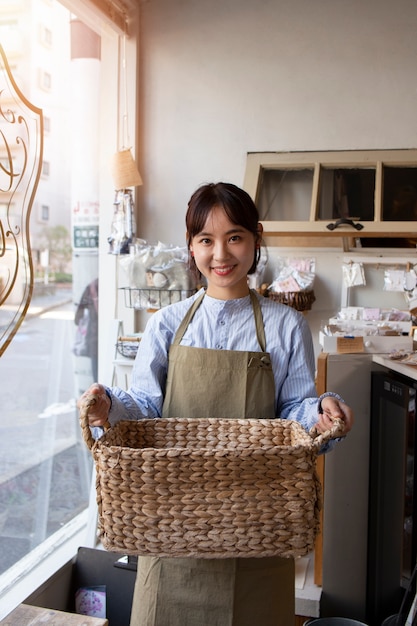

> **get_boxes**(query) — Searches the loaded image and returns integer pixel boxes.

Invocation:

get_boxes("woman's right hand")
[77,383,111,427]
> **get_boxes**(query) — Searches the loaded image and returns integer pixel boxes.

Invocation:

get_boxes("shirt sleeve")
[263,302,343,452]
[265,306,318,428]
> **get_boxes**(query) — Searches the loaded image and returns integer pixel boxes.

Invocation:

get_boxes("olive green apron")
[130,291,295,626]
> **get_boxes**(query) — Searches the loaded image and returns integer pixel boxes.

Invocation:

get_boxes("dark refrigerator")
[368,369,417,625]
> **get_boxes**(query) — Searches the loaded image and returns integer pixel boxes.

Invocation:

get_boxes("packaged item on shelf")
[119,240,198,309]
[328,306,412,332]
[320,306,413,353]
[342,261,366,287]
[267,257,316,312]
[383,268,407,292]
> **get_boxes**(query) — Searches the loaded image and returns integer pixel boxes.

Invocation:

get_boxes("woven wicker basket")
[80,401,343,559]
[267,289,316,312]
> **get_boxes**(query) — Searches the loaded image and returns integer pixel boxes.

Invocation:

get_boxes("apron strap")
[249,290,267,352]
[172,290,266,352]
[172,292,206,346]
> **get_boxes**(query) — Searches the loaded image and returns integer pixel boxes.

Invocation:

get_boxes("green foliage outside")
[39,224,72,276]
[51,272,72,283]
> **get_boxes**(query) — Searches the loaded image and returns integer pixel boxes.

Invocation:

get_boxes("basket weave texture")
[267,289,316,312]
[80,407,342,559]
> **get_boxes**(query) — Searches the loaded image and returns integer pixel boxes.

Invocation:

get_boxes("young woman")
[80,182,353,626]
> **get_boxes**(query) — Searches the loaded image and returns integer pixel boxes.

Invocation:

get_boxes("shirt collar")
[201,289,252,312]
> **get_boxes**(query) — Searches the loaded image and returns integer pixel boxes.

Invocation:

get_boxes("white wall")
[134,0,417,353]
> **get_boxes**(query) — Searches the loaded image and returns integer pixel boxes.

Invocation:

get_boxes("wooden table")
[0,603,108,625]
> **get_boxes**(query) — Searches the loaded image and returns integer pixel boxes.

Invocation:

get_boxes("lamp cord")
[121,34,130,150]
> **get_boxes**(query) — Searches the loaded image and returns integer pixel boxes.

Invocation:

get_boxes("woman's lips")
[212,265,235,276]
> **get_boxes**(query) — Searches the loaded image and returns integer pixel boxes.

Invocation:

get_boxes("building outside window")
[40,203,49,220]
[41,159,50,176]
[39,69,52,90]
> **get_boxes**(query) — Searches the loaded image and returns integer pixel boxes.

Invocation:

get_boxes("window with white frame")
[39,68,52,90]
[41,160,50,176]
[40,203,49,220]
[0,0,135,616]
[39,24,52,47]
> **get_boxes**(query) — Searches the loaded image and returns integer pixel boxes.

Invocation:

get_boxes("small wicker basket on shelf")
[116,335,142,359]
[267,289,316,312]
[79,399,343,559]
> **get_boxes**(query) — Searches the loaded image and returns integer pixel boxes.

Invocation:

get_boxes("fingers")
[338,402,354,434]
[318,397,354,436]
[77,383,110,427]
[77,383,102,409]
[327,401,353,435]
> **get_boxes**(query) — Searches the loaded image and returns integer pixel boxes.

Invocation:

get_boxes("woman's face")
[189,205,261,299]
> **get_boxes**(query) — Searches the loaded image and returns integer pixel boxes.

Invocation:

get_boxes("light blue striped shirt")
[106,288,337,434]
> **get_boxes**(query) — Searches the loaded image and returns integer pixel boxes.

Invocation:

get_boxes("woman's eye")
[229,235,241,242]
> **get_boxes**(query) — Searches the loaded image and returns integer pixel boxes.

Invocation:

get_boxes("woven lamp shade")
[112,148,143,189]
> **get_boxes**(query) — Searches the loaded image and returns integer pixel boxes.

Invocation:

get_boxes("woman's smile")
[211,264,236,276]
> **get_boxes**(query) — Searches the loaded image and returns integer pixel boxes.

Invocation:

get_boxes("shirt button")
[219,320,225,326]
[216,344,223,349]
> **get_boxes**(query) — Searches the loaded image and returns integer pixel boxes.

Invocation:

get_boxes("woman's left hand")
[315,396,354,436]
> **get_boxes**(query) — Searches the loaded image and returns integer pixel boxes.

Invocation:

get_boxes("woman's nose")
[213,241,228,260]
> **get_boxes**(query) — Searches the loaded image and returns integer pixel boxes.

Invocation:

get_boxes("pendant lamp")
[108,34,142,255]
[108,148,142,254]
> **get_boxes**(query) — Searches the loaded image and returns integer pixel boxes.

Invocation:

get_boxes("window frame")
[244,149,417,241]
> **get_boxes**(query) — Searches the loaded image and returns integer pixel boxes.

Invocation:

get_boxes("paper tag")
[336,336,365,353]
[363,307,380,321]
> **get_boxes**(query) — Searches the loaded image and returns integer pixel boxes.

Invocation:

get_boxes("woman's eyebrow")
[196,227,246,236]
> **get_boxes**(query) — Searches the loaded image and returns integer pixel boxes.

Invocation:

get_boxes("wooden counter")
[0,604,108,625]
[373,354,417,381]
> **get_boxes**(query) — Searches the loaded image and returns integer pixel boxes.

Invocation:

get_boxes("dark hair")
[186,182,262,276]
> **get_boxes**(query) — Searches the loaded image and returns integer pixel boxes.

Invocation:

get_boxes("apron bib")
[130,291,294,626]
[162,291,276,419]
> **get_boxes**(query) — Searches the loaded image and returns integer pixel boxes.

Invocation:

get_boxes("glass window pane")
[257,168,314,221]
[383,166,417,221]
[318,167,376,221]
[0,0,104,579]
[0,296,92,573]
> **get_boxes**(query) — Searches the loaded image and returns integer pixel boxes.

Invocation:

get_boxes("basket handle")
[309,417,346,449]
[79,394,111,450]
